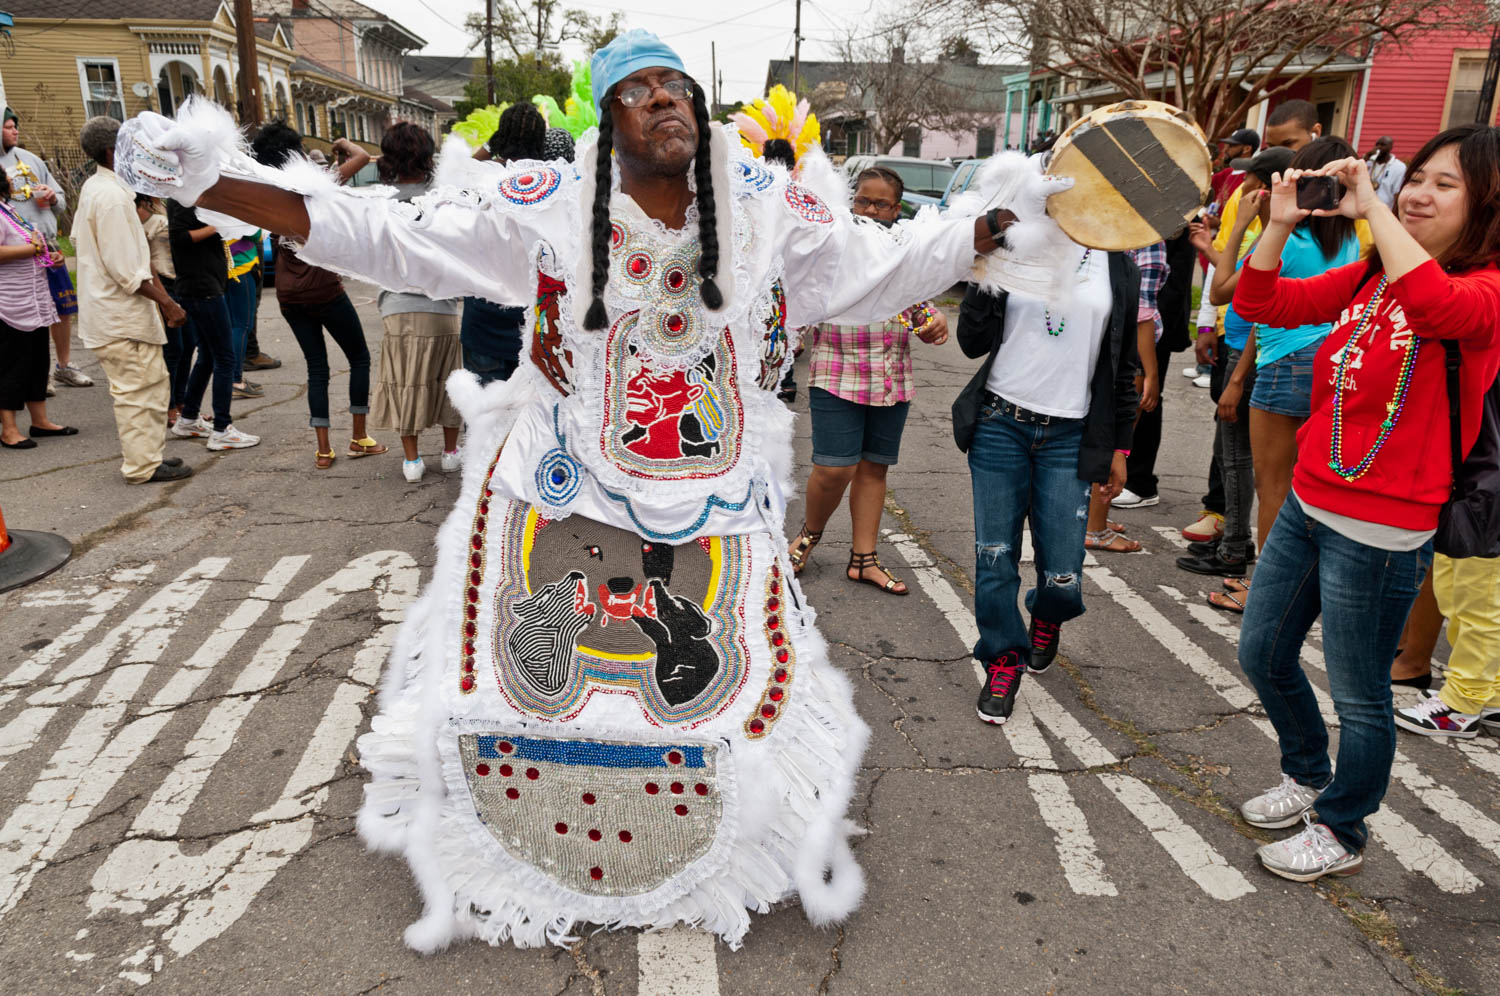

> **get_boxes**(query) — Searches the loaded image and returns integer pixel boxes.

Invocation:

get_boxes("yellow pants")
[91,338,168,484]
[1434,553,1500,715]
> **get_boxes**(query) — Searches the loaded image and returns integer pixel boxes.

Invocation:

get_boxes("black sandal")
[789,524,822,576]
[846,550,908,596]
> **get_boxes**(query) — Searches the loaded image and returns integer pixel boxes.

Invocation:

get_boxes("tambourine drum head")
[1046,100,1211,251]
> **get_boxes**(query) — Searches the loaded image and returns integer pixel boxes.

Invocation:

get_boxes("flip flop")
[348,436,389,457]
[1222,577,1251,594]
[1085,530,1142,553]
[1207,590,1245,613]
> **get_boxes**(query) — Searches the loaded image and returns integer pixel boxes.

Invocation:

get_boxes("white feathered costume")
[115,96,1067,952]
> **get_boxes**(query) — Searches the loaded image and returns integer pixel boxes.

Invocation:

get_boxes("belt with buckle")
[980,391,1062,425]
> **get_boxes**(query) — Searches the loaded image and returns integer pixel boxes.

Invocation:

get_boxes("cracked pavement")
[1,286,1496,994]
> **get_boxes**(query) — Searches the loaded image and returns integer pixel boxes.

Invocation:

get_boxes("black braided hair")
[489,102,546,163]
[690,85,723,311]
[583,93,616,331]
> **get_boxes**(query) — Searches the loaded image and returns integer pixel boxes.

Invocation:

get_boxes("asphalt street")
[0,281,1496,995]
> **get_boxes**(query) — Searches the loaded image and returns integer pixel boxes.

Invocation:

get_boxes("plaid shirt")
[1128,242,1170,341]
[807,309,925,406]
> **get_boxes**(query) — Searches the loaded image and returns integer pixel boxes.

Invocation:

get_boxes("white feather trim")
[795,146,851,213]
[947,153,1078,301]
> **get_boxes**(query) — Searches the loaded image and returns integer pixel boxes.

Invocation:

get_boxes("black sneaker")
[147,461,193,482]
[1187,539,1257,562]
[1028,617,1059,673]
[1176,550,1249,577]
[977,650,1026,725]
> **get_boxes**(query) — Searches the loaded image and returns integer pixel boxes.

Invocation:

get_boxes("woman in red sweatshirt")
[1231,123,1500,883]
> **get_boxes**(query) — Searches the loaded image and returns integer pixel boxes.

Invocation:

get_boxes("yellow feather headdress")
[730,85,821,163]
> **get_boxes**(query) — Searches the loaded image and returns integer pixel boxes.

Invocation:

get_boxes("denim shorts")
[1250,341,1319,418]
[808,386,910,466]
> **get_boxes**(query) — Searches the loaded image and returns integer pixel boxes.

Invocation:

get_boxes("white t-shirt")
[984,246,1112,419]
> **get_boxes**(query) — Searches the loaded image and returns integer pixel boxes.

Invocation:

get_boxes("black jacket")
[952,251,1142,484]
[166,200,228,300]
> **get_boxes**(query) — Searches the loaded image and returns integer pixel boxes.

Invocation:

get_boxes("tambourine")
[1045,100,1211,251]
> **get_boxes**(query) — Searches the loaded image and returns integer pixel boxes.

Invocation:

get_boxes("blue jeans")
[463,346,518,387]
[281,294,370,427]
[1238,492,1432,852]
[1215,347,1255,559]
[968,402,1090,663]
[224,274,258,383]
[180,294,236,432]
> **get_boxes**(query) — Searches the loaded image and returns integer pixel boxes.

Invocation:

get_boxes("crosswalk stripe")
[1158,584,1482,893]
[886,531,1251,900]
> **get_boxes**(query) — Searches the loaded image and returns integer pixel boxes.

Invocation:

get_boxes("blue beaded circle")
[535,448,583,507]
[735,159,776,192]
[497,167,563,205]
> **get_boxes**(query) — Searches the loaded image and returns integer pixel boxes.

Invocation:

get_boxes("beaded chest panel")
[599,312,744,481]
[486,501,751,726]
[458,733,723,897]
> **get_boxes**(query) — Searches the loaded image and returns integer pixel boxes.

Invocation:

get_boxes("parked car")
[938,159,986,211]
[844,155,957,218]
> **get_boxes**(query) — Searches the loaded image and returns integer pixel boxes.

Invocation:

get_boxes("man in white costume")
[115,30,1070,950]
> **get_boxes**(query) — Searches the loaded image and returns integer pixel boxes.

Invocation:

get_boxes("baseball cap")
[1218,127,1259,148]
[1229,146,1293,185]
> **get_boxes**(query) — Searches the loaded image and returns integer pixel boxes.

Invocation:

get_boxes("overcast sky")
[360,0,904,101]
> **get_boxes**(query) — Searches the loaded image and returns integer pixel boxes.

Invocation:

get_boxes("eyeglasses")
[616,79,694,108]
[852,197,897,211]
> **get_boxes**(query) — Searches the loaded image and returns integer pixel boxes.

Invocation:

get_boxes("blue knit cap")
[590,29,687,115]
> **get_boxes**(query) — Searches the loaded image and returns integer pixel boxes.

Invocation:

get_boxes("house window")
[78,58,126,120]
[902,126,921,158]
[976,126,996,158]
[1446,55,1489,128]
[296,102,306,134]
[306,104,318,138]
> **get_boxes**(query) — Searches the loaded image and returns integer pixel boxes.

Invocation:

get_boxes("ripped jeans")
[968,402,1089,664]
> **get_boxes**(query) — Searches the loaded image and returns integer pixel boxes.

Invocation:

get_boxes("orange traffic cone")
[0,502,72,593]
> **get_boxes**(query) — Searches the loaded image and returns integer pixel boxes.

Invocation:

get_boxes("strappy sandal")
[846,550,909,595]
[789,524,822,576]
[315,449,336,469]
[1207,589,1245,614]
[1084,529,1141,552]
[1223,577,1251,594]
[348,436,389,457]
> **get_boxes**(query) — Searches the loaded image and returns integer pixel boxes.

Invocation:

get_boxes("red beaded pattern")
[744,560,795,739]
[459,454,502,693]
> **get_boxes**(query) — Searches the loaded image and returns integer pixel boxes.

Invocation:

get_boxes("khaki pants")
[92,338,168,483]
[1434,553,1500,715]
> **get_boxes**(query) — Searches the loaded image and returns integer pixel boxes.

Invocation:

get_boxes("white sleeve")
[778,188,975,327]
[1196,264,1218,327]
[298,184,561,303]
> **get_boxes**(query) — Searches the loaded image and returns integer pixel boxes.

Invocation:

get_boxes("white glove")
[114,97,239,205]
[1013,171,1075,223]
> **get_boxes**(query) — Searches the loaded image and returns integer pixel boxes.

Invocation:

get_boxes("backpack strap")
[1443,340,1463,484]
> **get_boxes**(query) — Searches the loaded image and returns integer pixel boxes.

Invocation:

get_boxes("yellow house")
[1,0,297,132]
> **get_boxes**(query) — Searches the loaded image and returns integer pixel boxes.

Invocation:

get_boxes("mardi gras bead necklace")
[1045,248,1093,336]
[0,200,59,269]
[1328,275,1420,481]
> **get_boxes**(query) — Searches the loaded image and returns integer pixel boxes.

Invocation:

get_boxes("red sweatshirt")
[1234,258,1500,530]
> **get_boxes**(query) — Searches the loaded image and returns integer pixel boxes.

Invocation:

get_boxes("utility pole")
[711,42,717,111]
[792,0,802,95]
[535,3,544,67]
[485,0,495,104]
[233,0,262,125]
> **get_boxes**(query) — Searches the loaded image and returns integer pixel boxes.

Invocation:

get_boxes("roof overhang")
[1062,60,1372,103]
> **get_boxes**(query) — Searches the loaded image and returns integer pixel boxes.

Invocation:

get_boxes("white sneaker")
[1110,488,1159,509]
[206,424,260,450]
[1240,773,1323,829]
[171,416,212,438]
[53,363,93,387]
[403,457,425,482]
[1182,365,1202,379]
[1256,814,1362,882]
[1192,373,1212,389]
[440,448,461,472]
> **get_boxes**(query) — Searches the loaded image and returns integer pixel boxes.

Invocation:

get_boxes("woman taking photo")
[0,165,75,449]
[1232,124,1500,882]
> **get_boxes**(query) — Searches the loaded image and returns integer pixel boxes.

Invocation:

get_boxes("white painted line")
[1159,585,1481,894]
[1027,773,1118,896]
[638,927,721,996]
[1150,526,1192,550]
[886,532,1246,900]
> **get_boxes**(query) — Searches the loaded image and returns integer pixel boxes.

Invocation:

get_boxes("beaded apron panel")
[458,733,723,897]
[490,500,750,726]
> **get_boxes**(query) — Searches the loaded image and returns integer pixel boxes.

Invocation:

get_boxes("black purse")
[1435,340,1500,558]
